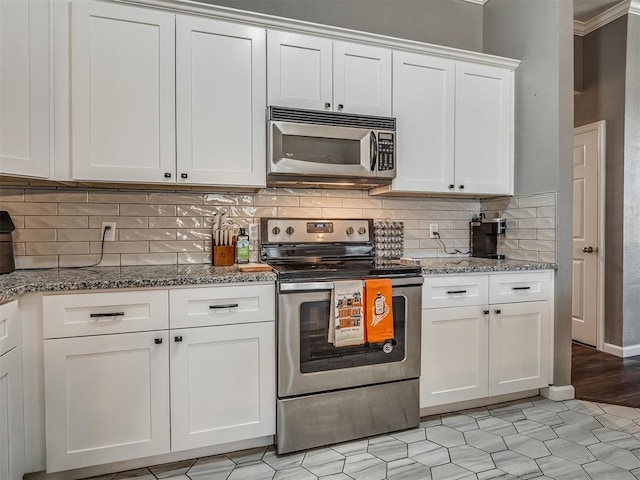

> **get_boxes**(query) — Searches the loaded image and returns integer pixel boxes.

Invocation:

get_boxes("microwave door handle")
[370,131,378,171]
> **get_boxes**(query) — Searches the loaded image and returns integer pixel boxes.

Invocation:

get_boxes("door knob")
[583,246,594,253]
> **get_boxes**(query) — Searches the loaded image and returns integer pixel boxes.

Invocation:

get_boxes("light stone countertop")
[0,264,277,303]
[410,257,557,275]
[0,258,557,303]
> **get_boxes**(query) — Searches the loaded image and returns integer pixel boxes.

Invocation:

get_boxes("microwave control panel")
[378,132,395,171]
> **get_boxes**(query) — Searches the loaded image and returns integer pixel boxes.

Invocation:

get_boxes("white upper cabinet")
[268,31,392,116]
[176,16,266,187]
[70,1,176,183]
[0,0,51,178]
[374,55,515,196]
[391,52,455,193]
[69,2,266,187]
[454,62,513,195]
[267,31,332,112]
[333,41,392,116]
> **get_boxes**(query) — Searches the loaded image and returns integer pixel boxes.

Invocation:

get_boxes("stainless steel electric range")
[260,218,423,454]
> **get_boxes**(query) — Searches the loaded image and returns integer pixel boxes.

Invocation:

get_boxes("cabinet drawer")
[170,283,276,328]
[489,271,552,304]
[423,275,488,308]
[43,290,169,339]
[0,300,20,357]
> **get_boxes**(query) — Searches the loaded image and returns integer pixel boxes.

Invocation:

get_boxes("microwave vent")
[269,106,395,131]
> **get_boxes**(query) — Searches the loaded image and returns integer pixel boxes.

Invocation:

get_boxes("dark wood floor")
[572,342,640,407]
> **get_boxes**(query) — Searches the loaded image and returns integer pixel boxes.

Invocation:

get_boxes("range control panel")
[261,218,372,244]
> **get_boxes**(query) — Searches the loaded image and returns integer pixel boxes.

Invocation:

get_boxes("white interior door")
[572,122,604,347]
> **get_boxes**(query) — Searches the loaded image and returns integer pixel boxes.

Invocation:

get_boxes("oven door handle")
[280,281,335,292]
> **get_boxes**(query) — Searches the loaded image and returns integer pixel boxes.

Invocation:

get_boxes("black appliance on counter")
[260,218,423,454]
[470,215,507,260]
[0,211,15,274]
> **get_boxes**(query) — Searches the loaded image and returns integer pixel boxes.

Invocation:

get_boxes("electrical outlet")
[101,222,116,242]
[429,224,439,239]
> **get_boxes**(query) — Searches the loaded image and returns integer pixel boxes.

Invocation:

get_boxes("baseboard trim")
[540,385,575,401]
[603,342,640,358]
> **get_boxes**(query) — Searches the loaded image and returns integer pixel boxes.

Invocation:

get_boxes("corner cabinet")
[420,271,552,409]
[0,0,51,178]
[267,30,392,116]
[69,1,266,188]
[372,53,517,197]
[42,284,275,472]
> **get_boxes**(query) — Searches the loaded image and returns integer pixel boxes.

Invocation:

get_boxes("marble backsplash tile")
[0,186,556,268]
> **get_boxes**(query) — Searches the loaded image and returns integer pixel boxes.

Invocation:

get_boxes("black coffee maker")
[470,214,506,260]
[0,211,15,274]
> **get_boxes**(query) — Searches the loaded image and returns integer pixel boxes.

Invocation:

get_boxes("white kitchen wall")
[0,186,556,268]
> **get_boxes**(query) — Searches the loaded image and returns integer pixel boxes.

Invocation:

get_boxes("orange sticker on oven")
[365,279,394,343]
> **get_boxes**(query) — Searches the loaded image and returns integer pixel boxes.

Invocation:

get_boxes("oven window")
[282,135,361,165]
[299,295,406,373]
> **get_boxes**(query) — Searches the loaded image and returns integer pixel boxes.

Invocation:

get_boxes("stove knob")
[286,226,295,235]
[272,226,281,235]
[346,227,354,235]
[358,227,367,235]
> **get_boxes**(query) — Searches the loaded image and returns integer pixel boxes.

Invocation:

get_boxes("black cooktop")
[267,259,421,282]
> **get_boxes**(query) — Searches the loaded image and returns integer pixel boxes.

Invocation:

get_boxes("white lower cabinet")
[0,300,25,480]
[44,331,171,472]
[171,322,275,452]
[420,272,553,408]
[42,284,275,472]
[421,305,488,407]
[488,301,551,396]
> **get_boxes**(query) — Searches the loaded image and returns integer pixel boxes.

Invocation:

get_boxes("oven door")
[269,121,377,179]
[277,276,422,398]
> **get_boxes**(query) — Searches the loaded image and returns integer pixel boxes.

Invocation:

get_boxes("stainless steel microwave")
[267,106,396,188]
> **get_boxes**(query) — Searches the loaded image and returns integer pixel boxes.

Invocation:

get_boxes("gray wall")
[623,15,640,346]
[574,17,627,346]
[202,0,483,51]
[483,0,574,386]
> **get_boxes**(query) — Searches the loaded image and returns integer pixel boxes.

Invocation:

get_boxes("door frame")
[573,120,606,351]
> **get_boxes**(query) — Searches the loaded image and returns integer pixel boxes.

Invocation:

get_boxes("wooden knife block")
[213,245,235,266]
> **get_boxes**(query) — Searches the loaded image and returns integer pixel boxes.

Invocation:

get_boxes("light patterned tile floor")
[82,396,640,480]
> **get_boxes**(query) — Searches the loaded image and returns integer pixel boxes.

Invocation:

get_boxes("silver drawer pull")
[512,286,531,291]
[446,290,467,295]
[90,312,125,318]
[209,304,239,309]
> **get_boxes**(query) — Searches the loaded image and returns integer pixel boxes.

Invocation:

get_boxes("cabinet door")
[489,301,550,396]
[454,62,513,195]
[44,331,170,472]
[176,16,266,187]
[0,348,25,480]
[170,322,275,452]
[267,30,332,111]
[0,0,50,178]
[391,52,454,193]
[71,1,176,183]
[333,41,392,116]
[420,306,488,408]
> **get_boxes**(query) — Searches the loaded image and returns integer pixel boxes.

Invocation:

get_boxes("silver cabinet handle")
[209,303,239,309]
[90,312,125,318]
[446,290,467,295]
[512,286,531,291]
[338,104,344,111]
[154,338,163,345]
[324,102,331,110]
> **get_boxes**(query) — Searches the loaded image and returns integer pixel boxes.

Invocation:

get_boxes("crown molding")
[573,0,640,36]
[461,0,490,4]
